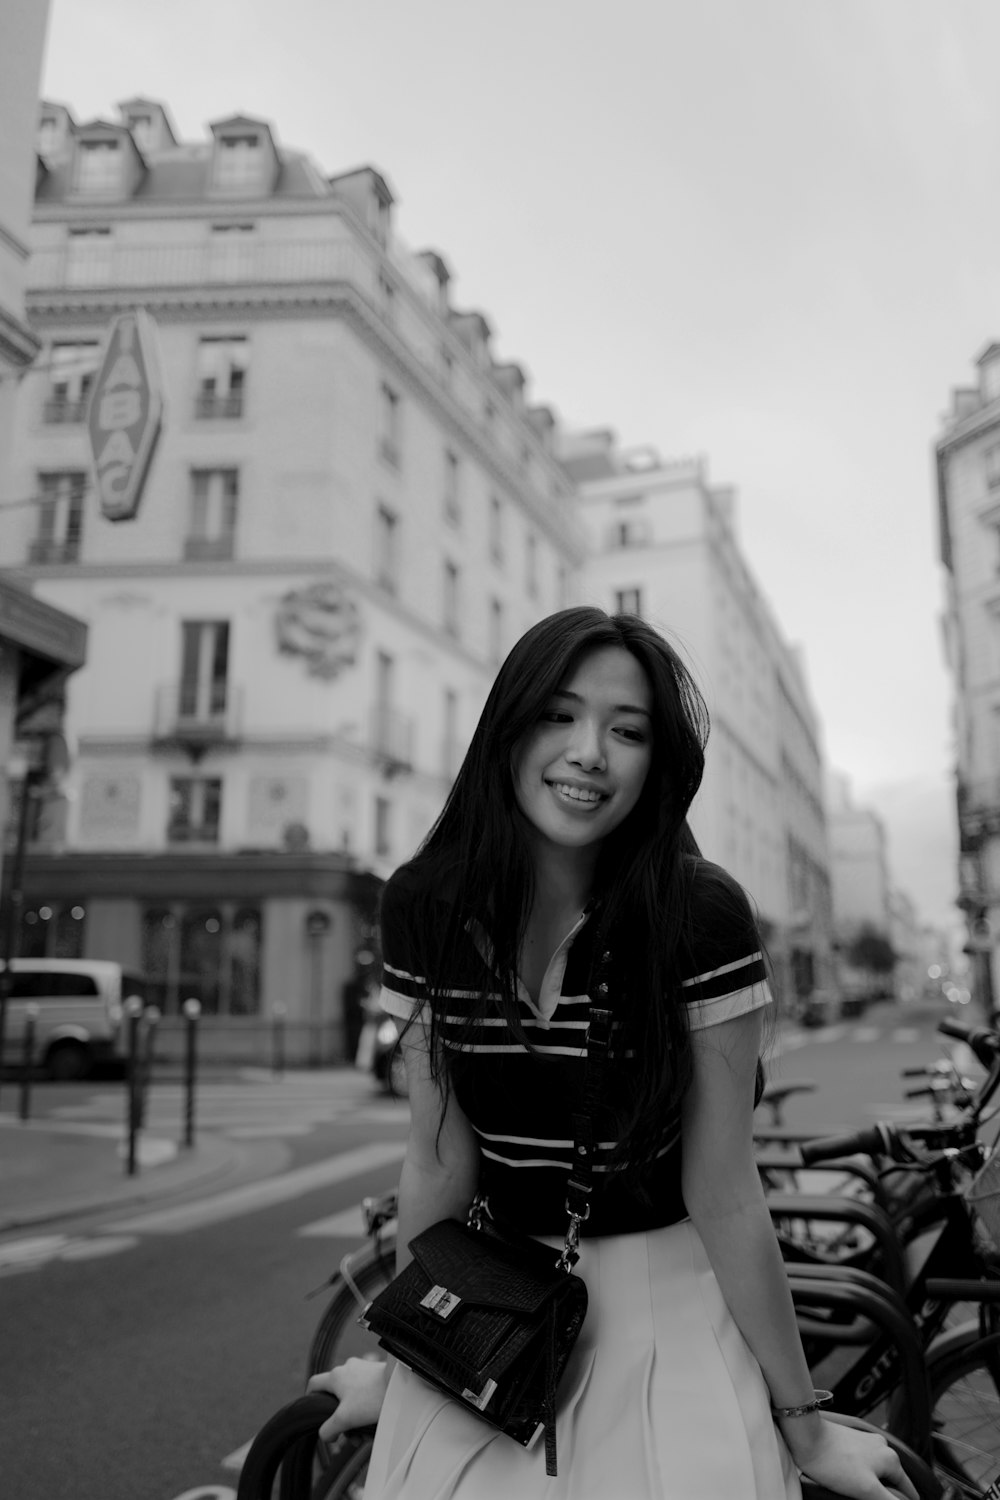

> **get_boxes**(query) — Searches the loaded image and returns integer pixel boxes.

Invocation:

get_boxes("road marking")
[106,1142,406,1234]
[221,1441,251,1470]
[890,1027,920,1043]
[298,1205,368,1238]
[851,1025,881,1043]
[225,1124,313,1138]
[0,1231,139,1274]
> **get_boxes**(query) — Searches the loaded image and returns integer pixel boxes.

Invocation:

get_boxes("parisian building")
[3,97,583,1061]
[1,3,87,915]
[564,430,835,1015]
[935,342,1000,1022]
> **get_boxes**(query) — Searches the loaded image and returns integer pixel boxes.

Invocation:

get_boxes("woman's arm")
[680,1007,916,1500]
[309,1019,480,1439]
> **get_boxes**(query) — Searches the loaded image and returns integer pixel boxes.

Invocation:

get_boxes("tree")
[845,924,896,974]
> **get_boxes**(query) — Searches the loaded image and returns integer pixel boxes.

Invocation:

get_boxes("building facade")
[1,2,88,933]
[3,97,583,1059]
[935,342,1000,1022]
[563,431,835,1014]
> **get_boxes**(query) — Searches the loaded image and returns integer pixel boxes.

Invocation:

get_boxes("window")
[214,134,262,191]
[209,223,254,280]
[30,472,86,563]
[374,796,392,857]
[614,588,643,616]
[66,227,112,286]
[195,337,248,418]
[187,470,238,560]
[379,382,401,467]
[444,450,460,526]
[489,597,504,666]
[986,445,1000,490]
[178,620,229,722]
[378,273,396,325]
[612,519,650,547]
[374,504,398,592]
[443,688,459,778]
[168,777,223,844]
[45,341,98,422]
[146,906,260,1015]
[489,496,503,564]
[18,903,87,960]
[443,560,460,637]
[526,533,538,598]
[76,140,121,195]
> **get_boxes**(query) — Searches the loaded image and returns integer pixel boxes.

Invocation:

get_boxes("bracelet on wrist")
[771,1389,833,1419]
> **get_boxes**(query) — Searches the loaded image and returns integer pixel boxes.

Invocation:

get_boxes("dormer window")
[77,139,121,195]
[38,115,61,157]
[215,134,263,191]
[129,113,154,152]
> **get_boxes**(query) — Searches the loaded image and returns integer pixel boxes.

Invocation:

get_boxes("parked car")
[0,958,149,1081]
[354,991,407,1097]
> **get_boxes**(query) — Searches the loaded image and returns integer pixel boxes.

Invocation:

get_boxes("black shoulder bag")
[359,949,615,1477]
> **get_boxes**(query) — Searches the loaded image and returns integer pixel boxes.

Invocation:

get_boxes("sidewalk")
[0,1065,377,1236]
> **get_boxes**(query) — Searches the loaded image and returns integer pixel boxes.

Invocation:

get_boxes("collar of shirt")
[463,909,593,1025]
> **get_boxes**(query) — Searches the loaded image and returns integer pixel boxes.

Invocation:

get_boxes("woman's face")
[513,646,654,856]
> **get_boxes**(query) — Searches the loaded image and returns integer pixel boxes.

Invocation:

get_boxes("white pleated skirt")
[362,1217,802,1500]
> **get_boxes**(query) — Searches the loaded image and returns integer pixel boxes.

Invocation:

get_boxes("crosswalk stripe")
[298,1205,368,1239]
[105,1142,406,1234]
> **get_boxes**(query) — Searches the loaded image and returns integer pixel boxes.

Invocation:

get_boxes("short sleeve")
[378,871,430,1023]
[681,863,772,1031]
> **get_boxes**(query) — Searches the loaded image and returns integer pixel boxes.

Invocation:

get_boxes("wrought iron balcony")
[194,391,244,419]
[27,537,81,564]
[42,396,89,424]
[370,704,414,776]
[958,776,1000,846]
[153,682,243,753]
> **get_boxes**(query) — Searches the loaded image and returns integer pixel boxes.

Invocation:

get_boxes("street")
[0,1002,965,1500]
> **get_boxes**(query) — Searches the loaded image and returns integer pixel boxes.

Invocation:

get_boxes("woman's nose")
[567,721,606,771]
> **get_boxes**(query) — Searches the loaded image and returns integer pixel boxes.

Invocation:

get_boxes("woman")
[310,607,916,1500]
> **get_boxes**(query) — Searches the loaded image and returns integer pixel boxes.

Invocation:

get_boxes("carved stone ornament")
[274,582,362,679]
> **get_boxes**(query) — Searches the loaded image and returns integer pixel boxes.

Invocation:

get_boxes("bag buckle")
[420,1284,462,1319]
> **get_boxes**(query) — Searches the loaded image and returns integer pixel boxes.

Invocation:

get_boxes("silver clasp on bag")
[557,1203,589,1272]
[420,1284,462,1319]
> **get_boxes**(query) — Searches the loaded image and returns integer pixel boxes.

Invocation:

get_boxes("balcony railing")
[166,822,220,845]
[28,236,376,294]
[42,397,89,424]
[153,681,243,749]
[194,391,244,419]
[27,537,81,564]
[370,704,414,775]
[183,534,235,562]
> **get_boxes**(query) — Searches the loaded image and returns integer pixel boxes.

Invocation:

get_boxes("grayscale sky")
[38,0,993,932]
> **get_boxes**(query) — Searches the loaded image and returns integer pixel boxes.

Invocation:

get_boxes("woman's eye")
[616,726,646,742]
[540,710,571,724]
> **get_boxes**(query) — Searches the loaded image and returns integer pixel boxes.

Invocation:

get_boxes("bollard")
[18,1003,38,1122]
[138,1004,160,1129]
[272,1002,286,1079]
[123,994,144,1176]
[181,997,200,1149]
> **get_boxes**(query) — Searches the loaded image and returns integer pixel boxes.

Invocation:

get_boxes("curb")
[0,1128,276,1236]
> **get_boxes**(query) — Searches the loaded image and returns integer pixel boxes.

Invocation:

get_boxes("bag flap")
[408,1219,567,1314]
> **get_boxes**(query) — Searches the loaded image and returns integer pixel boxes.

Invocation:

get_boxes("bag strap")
[558,931,615,1271]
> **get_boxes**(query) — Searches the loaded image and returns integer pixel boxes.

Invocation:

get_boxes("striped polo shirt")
[378,861,771,1237]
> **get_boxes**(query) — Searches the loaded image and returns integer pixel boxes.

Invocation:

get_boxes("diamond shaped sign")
[86,309,165,522]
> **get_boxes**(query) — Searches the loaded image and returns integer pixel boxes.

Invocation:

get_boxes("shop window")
[141,904,260,1015]
[19,902,86,959]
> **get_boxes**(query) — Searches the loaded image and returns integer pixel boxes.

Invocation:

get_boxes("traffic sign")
[86,309,164,521]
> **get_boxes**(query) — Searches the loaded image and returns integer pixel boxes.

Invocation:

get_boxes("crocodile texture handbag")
[360,971,615,1477]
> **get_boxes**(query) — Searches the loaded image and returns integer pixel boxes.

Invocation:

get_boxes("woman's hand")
[785,1416,919,1500]
[306,1356,390,1441]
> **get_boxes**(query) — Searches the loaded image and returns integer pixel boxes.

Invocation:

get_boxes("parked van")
[0,959,149,1081]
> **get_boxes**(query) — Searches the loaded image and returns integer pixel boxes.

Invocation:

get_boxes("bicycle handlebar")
[799,1123,892,1165]
[936,1016,1000,1067]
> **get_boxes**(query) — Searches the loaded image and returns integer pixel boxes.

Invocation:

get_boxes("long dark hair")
[393,606,715,1175]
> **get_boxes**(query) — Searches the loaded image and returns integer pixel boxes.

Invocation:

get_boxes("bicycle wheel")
[307,1239,397,1380]
[237,1393,374,1500]
[929,1329,1000,1497]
